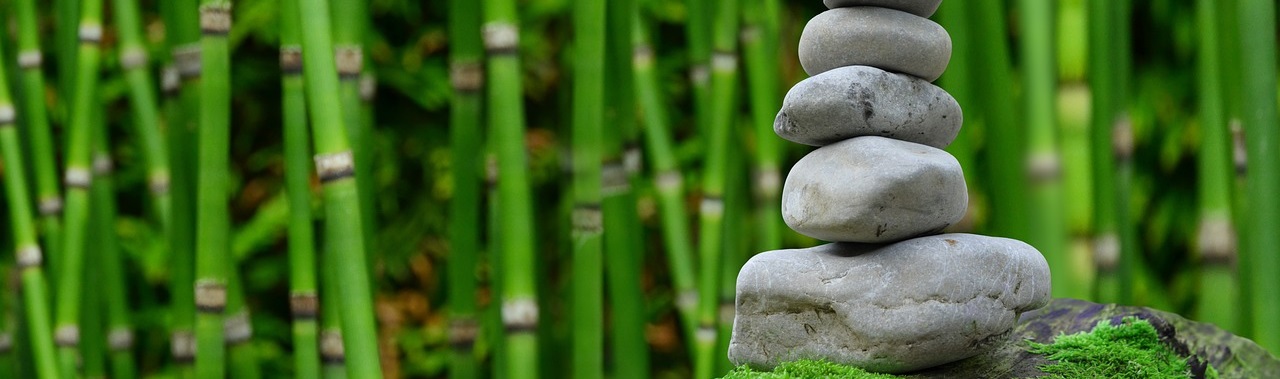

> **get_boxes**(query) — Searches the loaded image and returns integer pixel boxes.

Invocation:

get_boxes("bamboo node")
[740,25,762,43]
[78,23,103,44]
[290,292,319,319]
[149,172,172,195]
[17,50,42,69]
[279,46,303,74]
[171,331,196,362]
[0,104,15,125]
[108,327,135,351]
[450,61,484,92]
[719,301,736,324]
[632,45,654,67]
[16,244,42,269]
[120,47,148,70]
[572,204,604,234]
[1111,115,1134,161]
[334,45,363,78]
[360,72,377,101]
[448,318,480,349]
[689,64,709,85]
[712,51,738,71]
[64,167,93,189]
[314,150,356,183]
[93,153,114,175]
[482,22,519,54]
[38,196,63,215]
[1231,120,1247,175]
[1093,234,1120,271]
[199,4,233,35]
[695,324,716,343]
[656,170,683,192]
[755,168,781,196]
[624,145,643,175]
[161,65,181,94]
[1197,217,1237,264]
[677,290,699,313]
[320,330,346,363]
[1026,151,1062,183]
[224,310,253,344]
[501,298,539,332]
[0,332,10,353]
[173,45,203,80]
[54,325,80,347]
[699,196,725,216]
[602,161,630,196]
[194,280,228,312]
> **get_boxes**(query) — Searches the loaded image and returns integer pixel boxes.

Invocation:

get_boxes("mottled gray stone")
[728,234,1052,374]
[799,7,951,81]
[775,65,961,148]
[781,136,966,243]
[823,0,943,17]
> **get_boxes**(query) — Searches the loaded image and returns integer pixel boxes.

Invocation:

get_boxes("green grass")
[721,360,902,379]
[1029,317,1203,379]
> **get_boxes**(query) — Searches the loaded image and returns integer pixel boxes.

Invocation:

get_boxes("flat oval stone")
[823,0,943,17]
[775,65,961,148]
[728,234,1053,373]
[799,7,951,81]
[782,136,966,243]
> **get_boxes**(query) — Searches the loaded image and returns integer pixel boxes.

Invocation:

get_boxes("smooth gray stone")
[728,234,1052,374]
[775,65,961,148]
[799,7,951,81]
[781,136,966,243]
[823,0,943,17]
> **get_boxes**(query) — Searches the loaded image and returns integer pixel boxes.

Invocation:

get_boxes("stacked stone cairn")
[727,0,1053,374]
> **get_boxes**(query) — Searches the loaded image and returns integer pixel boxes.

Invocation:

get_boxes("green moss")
[721,360,903,379]
[1028,316,1197,379]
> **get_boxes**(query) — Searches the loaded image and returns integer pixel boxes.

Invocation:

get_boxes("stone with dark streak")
[799,7,951,81]
[775,65,961,148]
[727,234,1051,373]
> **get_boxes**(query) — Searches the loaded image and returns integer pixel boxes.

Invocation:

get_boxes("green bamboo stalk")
[445,0,483,376]
[632,11,697,345]
[0,32,61,379]
[280,0,321,375]
[90,127,137,379]
[82,125,112,379]
[481,0,541,377]
[13,0,64,269]
[1086,0,1127,304]
[686,0,712,137]
[294,0,383,375]
[53,0,105,374]
[603,0,650,377]
[319,255,347,379]
[111,0,172,230]
[740,0,783,252]
[1193,0,1239,332]
[1056,0,1096,301]
[935,0,982,233]
[1111,0,1138,308]
[1019,0,1072,299]
[54,0,79,126]
[970,0,1029,241]
[330,0,376,272]
[570,0,606,377]
[694,0,740,376]
[1236,0,1280,351]
[716,148,747,374]
[165,0,201,373]
[225,267,260,379]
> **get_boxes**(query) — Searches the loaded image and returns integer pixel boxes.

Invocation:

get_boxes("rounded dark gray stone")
[775,65,961,148]
[781,136,967,243]
[728,234,1052,374]
[823,0,943,17]
[799,7,951,81]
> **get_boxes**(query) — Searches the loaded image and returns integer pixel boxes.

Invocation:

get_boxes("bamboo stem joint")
[194,280,228,312]
[199,4,232,36]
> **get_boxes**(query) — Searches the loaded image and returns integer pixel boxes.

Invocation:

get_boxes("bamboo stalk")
[694,0,741,376]
[225,268,260,379]
[1236,0,1280,350]
[293,0,384,375]
[935,0,982,233]
[0,32,61,379]
[1085,0,1122,303]
[969,0,1029,241]
[54,0,79,126]
[445,0,483,377]
[481,0,541,377]
[90,125,137,379]
[110,0,172,230]
[164,0,202,373]
[82,123,112,379]
[330,0,376,273]
[280,0,321,374]
[716,148,748,374]
[740,0,784,252]
[686,0,712,137]
[13,0,64,269]
[570,0,606,376]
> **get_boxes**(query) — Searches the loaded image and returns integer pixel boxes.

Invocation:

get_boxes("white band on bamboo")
[624,145,642,175]
[718,301,735,324]
[450,62,484,92]
[448,318,480,348]
[1093,234,1120,271]
[16,244,42,269]
[0,332,11,353]
[482,22,519,54]
[1026,151,1061,183]
[1231,121,1247,175]
[572,204,603,234]
[712,51,737,71]
[740,25,761,44]
[93,153,114,175]
[755,168,780,195]
[1111,116,1134,160]
[199,4,233,35]
[700,196,724,216]
[1196,217,1237,263]
[108,327,135,351]
[174,45,202,79]
[17,50,42,69]
[320,330,346,362]
[334,46,363,78]
[120,47,148,70]
[314,150,356,182]
[360,73,377,101]
[690,65,709,85]
[501,298,538,332]
[677,290,698,313]
[0,104,15,126]
[39,196,64,215]
[485,155,499,188]
[224,311,253,344]
[602,162,630,196]
[632,45,654,67]
[290,292,319,319]
[194,280,227,312]
[54,325,80,347]
[279,46,303,74]
[149,172,172,195]
[695,325,716,343]
[162,66,181,94]
[171,331,196,361]
[78,23,103,43]
[656,170,682,192]
[64,167,93,189]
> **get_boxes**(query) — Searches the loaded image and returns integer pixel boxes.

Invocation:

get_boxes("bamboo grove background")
[0,0,1276,378]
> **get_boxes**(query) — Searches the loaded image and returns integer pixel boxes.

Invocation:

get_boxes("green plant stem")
[1237,0,1280,351]
[13,0,64,268]
[1086,0,1131,304]
[970,0,1029,241]
[165,0,201,373]
[481,0,541,377]
[570,1,606,377]
[0,33,61,379]
[111,0,172,230]
[685,0,712,137]
[280,0,321,375]
[225,268,260,379]
[90,128,137,379]
[935,0,981,233]
[446,0,483,376]
[740,0,783,252]
[294,0,383,375]
[193,0,233,377]
[716,151,747,374]
[632,11,697,345]
[54,0,79,126]
[694,0,740,377]
[330,0,376,273]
